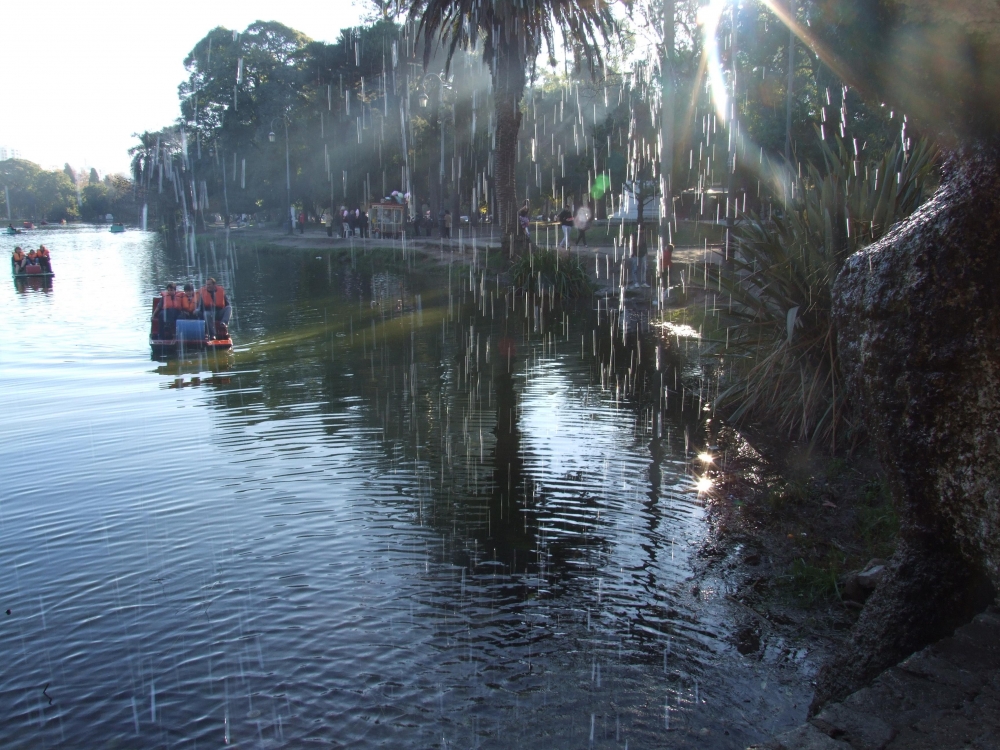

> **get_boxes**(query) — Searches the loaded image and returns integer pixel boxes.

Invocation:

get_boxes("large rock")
[816,144,1000,706]
[803,0,1000,708]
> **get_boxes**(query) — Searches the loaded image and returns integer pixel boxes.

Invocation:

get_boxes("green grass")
[787,555,843,604]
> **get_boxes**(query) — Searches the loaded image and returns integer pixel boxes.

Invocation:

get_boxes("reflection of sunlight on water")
[657,321,701,338]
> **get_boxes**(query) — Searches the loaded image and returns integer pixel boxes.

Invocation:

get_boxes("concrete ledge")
[754,606,1000,749]
[774,723,852,749]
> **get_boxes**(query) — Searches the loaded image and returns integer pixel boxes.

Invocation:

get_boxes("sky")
[2,0,365,177]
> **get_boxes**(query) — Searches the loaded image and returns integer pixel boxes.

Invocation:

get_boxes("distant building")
[609,185,662,222]
[0,146,22,161]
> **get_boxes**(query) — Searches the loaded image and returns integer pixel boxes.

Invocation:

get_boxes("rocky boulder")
[815,144,1000,707]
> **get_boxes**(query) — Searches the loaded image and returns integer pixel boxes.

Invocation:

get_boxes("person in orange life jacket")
[36,245,51,273]
[196,277,231,339]
[11,246,26,271]
[178,283,197,318]
[151,282,181,338]
[26,248,38,267]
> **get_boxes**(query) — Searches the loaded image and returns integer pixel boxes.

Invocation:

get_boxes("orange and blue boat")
[149,297,233,354]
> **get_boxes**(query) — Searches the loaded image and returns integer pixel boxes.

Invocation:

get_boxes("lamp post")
[269,115,293,234]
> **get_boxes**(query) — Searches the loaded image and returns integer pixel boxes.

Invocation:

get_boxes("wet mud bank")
[684,425,896,701]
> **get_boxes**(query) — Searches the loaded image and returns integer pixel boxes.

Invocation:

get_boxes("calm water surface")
[1,226,812,748]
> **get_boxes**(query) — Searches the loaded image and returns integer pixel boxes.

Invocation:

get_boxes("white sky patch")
[1,0,361,175]
[699,0,730,125]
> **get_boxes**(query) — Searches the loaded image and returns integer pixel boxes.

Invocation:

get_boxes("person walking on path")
[557,203,573,249]
[443,210,452,239]
[297,210,306,234]
[574,204,592,247]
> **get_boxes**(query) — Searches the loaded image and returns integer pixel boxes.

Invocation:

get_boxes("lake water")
[1,225,812,748]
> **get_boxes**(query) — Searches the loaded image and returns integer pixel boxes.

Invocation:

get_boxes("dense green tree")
[80,183,110,220]
[0,159,79,221]
[125,5,903,245]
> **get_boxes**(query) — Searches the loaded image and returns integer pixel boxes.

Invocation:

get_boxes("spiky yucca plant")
[705,134,937,451]
[511,246,593,298]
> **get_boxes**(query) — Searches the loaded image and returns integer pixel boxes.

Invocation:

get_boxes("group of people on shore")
[152,277,232,340]
[518,201,595,247]
[11,245,52,274]
[319,207,370,238]
[412,209,453,238]
[520,200,672,288]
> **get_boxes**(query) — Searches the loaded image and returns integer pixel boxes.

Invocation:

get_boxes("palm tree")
[408,0,615,245]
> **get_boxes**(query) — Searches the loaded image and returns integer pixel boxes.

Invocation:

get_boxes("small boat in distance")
[150,297,233,354]
[6,225,20,235]
[22,221,35,230]
[110,223,126,233]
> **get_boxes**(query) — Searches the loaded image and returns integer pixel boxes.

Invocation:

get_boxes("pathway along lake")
[2,225,812,748]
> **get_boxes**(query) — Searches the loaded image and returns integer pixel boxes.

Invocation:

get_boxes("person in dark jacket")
[557,203,573,249]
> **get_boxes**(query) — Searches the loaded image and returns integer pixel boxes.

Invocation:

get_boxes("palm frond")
[406,0,615,75]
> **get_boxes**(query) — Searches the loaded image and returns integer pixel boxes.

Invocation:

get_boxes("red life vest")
[161,291,182,310]
[37,247,49,258]
[12,250,25,262]
[27,251,37,262]
[178,292,196,314]
[200,286,226,308]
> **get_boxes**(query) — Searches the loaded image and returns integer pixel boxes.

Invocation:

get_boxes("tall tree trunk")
[428,83,441,228]
[725,2,738,262]
[784,0,796,164]
[660,0,675,256]
[451,69,467,230]
[493,38,526,246]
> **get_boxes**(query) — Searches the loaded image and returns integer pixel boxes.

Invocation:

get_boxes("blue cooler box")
[175,319,207,341]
